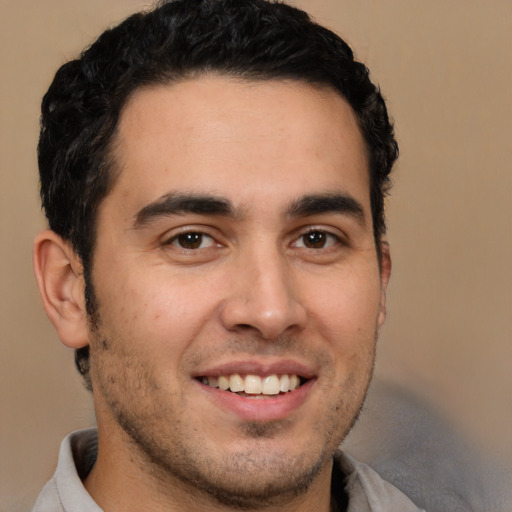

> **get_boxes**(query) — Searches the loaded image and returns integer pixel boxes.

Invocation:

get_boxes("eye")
[169,232,216,250]
[293,230,339,249]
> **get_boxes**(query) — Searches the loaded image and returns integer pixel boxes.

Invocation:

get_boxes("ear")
[33,230,89,348]
[377,241,392,328]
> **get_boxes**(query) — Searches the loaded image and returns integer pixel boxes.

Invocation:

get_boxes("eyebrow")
[287,193,366,224]
[133,191,366,229]
[133,192,238,228]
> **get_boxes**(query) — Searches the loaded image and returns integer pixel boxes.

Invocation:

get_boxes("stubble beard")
[85,282,377,509]
[93,345,374,510]
[117,412,329,509]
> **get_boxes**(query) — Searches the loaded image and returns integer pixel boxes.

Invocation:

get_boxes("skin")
[35,76,390,512]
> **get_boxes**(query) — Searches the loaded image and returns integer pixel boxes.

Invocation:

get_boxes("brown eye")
[302,231,327,248]
[293,230,339,249]
[171,232,214,249]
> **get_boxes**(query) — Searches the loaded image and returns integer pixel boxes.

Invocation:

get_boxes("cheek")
[306,270,382,338]
[303,267,381,386]
[93,268,220,357]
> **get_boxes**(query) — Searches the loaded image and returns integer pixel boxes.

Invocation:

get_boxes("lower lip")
[196,379,315,422]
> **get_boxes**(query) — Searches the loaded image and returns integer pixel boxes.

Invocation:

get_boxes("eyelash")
[163,227,345,252]
[292,229,343,250]
[165,231,217,250]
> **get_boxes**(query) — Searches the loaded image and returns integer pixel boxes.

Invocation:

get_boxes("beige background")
[1,1,511,510]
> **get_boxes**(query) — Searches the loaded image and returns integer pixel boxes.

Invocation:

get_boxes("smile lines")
[200,374,304,395]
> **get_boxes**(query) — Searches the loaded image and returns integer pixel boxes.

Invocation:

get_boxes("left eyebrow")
[132,192,239,228]
[287,193,366,225]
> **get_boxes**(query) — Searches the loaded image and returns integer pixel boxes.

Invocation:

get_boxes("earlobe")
[377,241,392,328]
[33,230,89,349]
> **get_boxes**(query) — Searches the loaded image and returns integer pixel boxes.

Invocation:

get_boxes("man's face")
[87,76,390,505]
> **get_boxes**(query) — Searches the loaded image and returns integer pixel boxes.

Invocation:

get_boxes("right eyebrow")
[132,192,239,228]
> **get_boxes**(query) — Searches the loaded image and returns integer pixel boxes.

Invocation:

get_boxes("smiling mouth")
[198,374,308,397]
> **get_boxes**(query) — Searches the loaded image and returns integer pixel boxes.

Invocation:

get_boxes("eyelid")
[170,232,215,249]
[290,225,348,247]
[161,225,224,248]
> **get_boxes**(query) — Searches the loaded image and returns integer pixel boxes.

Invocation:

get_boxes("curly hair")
[38,0,398,390]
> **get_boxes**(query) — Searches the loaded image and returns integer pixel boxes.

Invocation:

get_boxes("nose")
[219,248,307,340]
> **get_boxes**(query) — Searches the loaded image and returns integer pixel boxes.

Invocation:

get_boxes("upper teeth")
[202,374,301,395]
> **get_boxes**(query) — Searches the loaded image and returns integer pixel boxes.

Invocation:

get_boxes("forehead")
[108,76,370,217]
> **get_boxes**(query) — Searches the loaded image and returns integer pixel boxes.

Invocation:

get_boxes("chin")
[172,447,329,509]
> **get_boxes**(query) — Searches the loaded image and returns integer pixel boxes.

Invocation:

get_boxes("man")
[32,0,423,510]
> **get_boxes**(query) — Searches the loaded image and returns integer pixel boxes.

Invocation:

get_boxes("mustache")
[182,335,332,369]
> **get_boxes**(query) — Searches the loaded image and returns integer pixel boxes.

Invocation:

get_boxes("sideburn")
[74,263,101,392]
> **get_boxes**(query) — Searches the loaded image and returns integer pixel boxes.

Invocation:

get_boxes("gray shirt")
[32,428,424,512]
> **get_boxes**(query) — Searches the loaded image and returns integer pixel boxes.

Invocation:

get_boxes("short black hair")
[38,0,398,389]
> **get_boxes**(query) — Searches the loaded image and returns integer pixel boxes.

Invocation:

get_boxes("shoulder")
[31,477,65,512]
[31,428,101,512]
[333,452,425,512]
